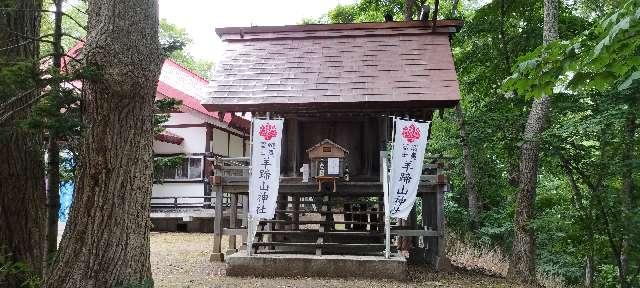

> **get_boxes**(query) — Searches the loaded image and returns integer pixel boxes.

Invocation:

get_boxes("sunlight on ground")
[150,232,516,288]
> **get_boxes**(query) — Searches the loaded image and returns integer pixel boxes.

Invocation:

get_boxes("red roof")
[63,42,250,132]
[155,131,184,145]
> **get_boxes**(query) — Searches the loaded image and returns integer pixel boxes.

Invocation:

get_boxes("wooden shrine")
[307,139,349,192]
[203,19,463,275]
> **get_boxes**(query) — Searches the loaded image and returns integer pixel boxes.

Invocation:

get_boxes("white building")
[63,43,249,232]
[151,59,250,232]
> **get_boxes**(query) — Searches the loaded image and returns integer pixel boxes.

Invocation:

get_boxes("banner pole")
[383,117,396,259]
[247,115,255,256]
[383,154,391,259]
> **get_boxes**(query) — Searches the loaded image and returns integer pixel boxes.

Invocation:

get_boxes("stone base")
[210,252,224,262]
[226,251,407,280]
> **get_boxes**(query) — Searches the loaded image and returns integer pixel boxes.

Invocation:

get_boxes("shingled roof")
[203,20,462,113]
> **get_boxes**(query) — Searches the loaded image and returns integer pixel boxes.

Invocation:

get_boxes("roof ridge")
[164,58,210,83]
[305,139,349,153]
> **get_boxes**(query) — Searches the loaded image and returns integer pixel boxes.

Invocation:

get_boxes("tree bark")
[619,98,637,288]
[404,0,416,21]
[45,0,64,263]
[0,0,47,284]
[508,0,557,284]
[455,104,479,231]
[46,138,61,261]
[44,0,163,286]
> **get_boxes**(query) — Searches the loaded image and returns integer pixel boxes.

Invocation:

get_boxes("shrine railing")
[209,154,450,270]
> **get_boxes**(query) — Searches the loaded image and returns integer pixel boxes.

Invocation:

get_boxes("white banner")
[249,119,284,219]
[389,119,430,220]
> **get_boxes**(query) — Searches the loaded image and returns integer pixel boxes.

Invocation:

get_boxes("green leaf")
[618,71,640,90]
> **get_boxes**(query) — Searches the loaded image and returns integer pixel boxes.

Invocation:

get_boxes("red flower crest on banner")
[401,123,421,143]
[259,123,278,141]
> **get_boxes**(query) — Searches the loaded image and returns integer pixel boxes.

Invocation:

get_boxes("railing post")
[210,179,224,262]
[382,152,391,259]
[226,193,238,255]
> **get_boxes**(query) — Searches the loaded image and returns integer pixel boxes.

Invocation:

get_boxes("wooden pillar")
[210,177,224,262]
[226,193,238,255]
[423,190,437,268]
[240,194,248,250]
[362,118,374,176]
[435,182,449,270]
[285,118,299,177]
[292,196,300,230]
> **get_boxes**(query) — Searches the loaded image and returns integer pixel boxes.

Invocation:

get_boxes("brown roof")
[305,139,349,154]
[203,20,462,113]
[155,131,184,145]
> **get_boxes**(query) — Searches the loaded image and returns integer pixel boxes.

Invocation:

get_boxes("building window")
[160,156,203,180]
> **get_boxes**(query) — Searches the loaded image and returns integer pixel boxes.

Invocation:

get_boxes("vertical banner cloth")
[389,119,430,220]
[249,119,284,219]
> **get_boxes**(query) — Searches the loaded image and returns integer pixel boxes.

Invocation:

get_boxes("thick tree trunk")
[44,0,163,287]
[0,0,47,284]
[455,104,479,231]
[508,0,557,283]
[45,0,64,262]
[404,0,416,21]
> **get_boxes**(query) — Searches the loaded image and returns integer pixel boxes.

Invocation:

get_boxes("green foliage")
[0,251,40,288]
[159,19,213,78]
[153,97,181,135]
[153,155,184,184]
[503,0,640,97]
[40,0,88,56]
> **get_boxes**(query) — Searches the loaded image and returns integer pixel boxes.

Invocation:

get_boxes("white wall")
[165,112,204,125]
[152,182,205,204]
[153,141,184,154]
[229,134,244,157]
[154,127,207,155]
[212,128,229,156]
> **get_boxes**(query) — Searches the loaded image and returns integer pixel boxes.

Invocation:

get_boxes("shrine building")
[202,19,463,279]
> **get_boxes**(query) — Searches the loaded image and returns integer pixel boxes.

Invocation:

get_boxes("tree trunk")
[507,96,550,284]
[0,0,47,284]
[451,0,460,18]
[508,0,557,283]
[404,0,416,21]
[43,0,163,286]
[46,138,61,260]
[585,255,594,288]
[619,99,637,288]
[455,104,479,231]
[561,157,595,287]
[45,0,64,263]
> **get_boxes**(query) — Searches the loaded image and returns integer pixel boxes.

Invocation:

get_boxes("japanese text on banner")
[249,119,283,219]
[389,119,430,220]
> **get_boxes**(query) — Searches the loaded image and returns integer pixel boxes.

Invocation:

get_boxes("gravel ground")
[150,232,516,288]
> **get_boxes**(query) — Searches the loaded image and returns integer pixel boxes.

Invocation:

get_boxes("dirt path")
[150,232,516,288]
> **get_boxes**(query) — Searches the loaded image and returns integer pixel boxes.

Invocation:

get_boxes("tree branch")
[68,4,87,16]
[0,39,44,52]
[0,27,55,44]
[61,12,86,31]
[61,33,85,44]
[0,88,41,125]
[0,7,56,13]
